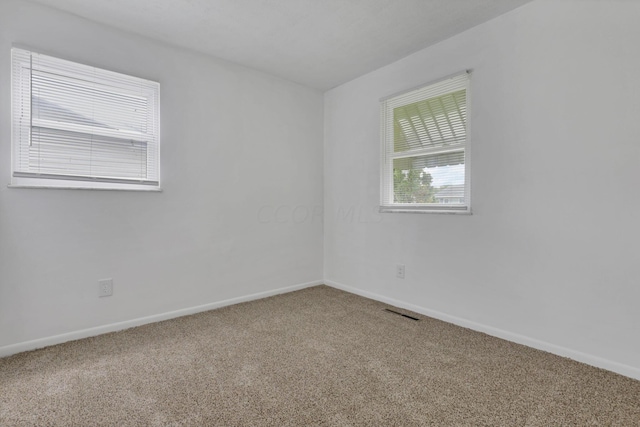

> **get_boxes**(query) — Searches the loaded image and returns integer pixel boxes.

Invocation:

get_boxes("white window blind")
[380,71,470,213]
[11,48,160,189]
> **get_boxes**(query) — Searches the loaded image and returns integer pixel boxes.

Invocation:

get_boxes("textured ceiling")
[29,0,533,90]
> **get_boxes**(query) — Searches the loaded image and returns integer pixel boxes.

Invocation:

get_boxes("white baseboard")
[325,280,640,381]
[0,280,323,358]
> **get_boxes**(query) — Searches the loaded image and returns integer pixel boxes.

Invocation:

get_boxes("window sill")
[8,183,162,192]
[379,206,471,215]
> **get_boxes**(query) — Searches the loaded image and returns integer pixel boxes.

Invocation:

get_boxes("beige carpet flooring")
[1,285,639,426]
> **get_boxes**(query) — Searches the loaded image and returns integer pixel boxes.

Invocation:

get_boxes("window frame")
[10,47,161,191]
[379,71,471,214]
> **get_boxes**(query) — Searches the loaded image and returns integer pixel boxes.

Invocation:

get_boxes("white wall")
[2,0,638,380]
[324,0,640,377]
[0,0,323,350]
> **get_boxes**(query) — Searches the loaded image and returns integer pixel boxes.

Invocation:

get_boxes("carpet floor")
[1,285,639,426]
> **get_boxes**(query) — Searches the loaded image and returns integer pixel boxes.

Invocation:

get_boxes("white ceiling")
[29,0,532,90]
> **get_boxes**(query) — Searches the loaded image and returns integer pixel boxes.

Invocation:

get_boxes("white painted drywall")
[324,0,640,373]
[0,0,323,349]
[2,0,638,380]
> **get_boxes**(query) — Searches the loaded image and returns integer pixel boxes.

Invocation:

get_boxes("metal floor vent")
[384,308,420,321]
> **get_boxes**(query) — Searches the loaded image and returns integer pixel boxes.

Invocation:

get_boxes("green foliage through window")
[393,169,435,203]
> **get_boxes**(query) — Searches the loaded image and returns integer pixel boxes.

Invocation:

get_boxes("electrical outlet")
[98,279,113,297]
[396,264,405,279]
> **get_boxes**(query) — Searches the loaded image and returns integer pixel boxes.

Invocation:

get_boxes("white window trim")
[10,47,161,191]
[379,71,471,214]
[8,176,162,191]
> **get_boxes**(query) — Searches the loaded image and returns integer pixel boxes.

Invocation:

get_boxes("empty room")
[1,0,639,425]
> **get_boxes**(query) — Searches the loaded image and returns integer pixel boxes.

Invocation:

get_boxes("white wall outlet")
[396,264,405,279]
[98,279,113,297]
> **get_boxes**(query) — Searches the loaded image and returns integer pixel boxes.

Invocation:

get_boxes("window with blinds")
[380,72,470,213]
[11,48,160,190]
